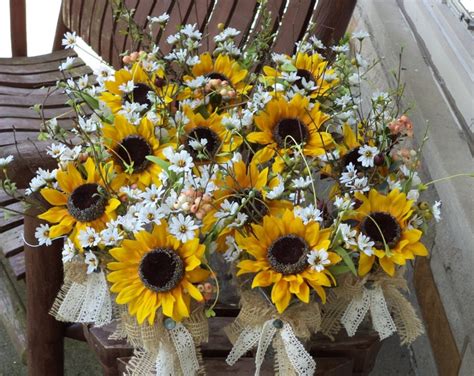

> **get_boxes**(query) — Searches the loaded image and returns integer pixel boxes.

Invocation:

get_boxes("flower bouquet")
[0,5,453,376]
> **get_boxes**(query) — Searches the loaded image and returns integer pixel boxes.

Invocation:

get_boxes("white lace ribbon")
[226,319,316,376]
[52,270,112,326]
[341,284,397,340]
[155,323,200,375]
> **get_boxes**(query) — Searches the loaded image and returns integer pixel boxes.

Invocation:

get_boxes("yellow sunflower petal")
[358,253,375,276]
[379,256,395,276]
[40,188,68,206]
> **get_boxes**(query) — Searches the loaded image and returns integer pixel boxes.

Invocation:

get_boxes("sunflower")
[102,115,170,188]
[182,107,242,163]
[107,222,210,324]
[352,189,428,277]
[100,63,174,114]
[263,53,337,97]
[236,210,341,313]
[248,94,334,170]
[38,158,122,245]
[186,52,250,97]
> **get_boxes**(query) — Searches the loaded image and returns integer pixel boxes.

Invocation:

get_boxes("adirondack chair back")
[61,0,356,68]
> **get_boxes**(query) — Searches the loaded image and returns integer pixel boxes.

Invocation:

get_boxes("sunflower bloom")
[107,222,210,324]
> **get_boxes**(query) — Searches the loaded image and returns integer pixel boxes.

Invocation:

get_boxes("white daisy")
[357,233,375,256]
[163,148,194,174]
[34,224,52,246]
[307,249,331,272]
[351,30,370,40]
[119,80,136,94]
[59,56,75,71]
[62,239,76,263]
[337,223,357,247]
[85,252,99,274]
[267,175,284,199]
[138,205,163,225]
[357,145,379,168]
[0,155,14,168]
[223,236,242,263]
[100,226,123,246]
[78,227,101,248]
[294,204,323,224]
[61,31,77,49]
[334,194,354,211]
[340,162,357,185]
[227,212,248,229]
[292,176,312,189]
[47,143,66,159]
[148,13,169,25]
[169,214,198,243]
[215,200,239,220]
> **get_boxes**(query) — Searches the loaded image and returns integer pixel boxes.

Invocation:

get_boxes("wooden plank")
[0,107,75,123]
[124,0,157,54]
[90,0,109,54]
[0,189,21,206]
[0,65,91,88]
[414,257,461,376]
[111,0,140,69]
[0,85,64,96]
[0,262,27,362]
[0,119,73,134]
[0,93,71,108]
[186,0,216,32]
[9,0,27,57]
[24,210,65,375]
[52,0,69,52]
[246,0,286,48]
[1,225,24,257]
[225,0,259,47]
[99,2,116,64]
[80,0,97,45]
[158,0,194,55]
[7,251,25,281]
[310,0,357,47]
[203,0,237,52]
[149,0,176,49]
[0,49,75,65]
[272,0,316,54]
[70,0,86,39]
[0,201,23,233]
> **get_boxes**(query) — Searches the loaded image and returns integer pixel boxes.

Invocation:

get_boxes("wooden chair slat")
[0,60,85,75]
[80,0,97,45]
[186,0,216,32]
[202,0,237,52]
[1,225,24,257]
[89,0,109,53]
[110,0,140,68]
[70,0,86,40]
[123,0,157,54]
[0,119,72,134]
[0,107,75,121]
[0,86,64,96]
[144,0,176,52]
[272,0,316,54]
[0,201,23,233]
[99,3,116,66]
[0,131,42,147]
[225,0,259,47]
[0,50,76,66]
[157,0,194,55]
[0,93,71,108]
[246,0,286,48]
[0,190,20,206]
[0,66,91,88]
[7,251,26,281]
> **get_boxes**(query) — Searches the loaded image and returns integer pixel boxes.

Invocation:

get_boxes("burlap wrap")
[321,269,423,344]
[112,304,208,375]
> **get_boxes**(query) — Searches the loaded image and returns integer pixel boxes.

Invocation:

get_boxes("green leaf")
[81,92,99,110]
[37,132,49,141]
[328,265,351,276]
[334,246,357,276]
[205,308,216,318]
[281,63,297,72]
[146,155,170,170]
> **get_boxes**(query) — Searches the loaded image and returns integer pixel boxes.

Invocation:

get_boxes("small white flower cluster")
[25,168,58,195]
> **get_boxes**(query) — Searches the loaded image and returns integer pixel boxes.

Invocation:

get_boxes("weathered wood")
[0,261,27,362]
[53,1,69,52]
[0,49,75,65]
[1,225,24,257]
[311,0,358,47]
[0,201,23,232]
[7,251,26,280]
[9,0,27,57]
[24,202,65,376]
[414,257,461,376]
[83,321,134,376]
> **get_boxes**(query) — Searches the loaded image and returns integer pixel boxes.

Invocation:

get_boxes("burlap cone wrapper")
[110,304,208,375]
[225,290,321,376]
[321,268,423,344]
[50,260,113,326]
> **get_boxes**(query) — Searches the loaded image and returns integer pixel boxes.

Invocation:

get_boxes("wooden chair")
[0,1,371,375]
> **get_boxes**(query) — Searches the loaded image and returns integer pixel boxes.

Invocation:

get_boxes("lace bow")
[155,322,200,375]
[50,269,112,326]
[226,319,316,376]
[341,284,396,340]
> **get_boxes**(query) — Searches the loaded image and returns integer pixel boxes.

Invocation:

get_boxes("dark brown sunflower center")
[125,83,153,108]
[295,69,315,89]
[139,248,184,292]
[116,135,152,173]
[268,234,309,275]
[186,126,221,159]
[360,212,401,249]
[231,189,268,223]
[273,118,309,147]
[342,147,363,170]
[67,183,106,222]
[206,72,230,82]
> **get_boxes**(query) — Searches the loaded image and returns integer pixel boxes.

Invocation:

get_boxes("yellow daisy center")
[67,183,106,222]
[125,83,153,108]
[186,126,220,159]
[139,248,184,292]
[273,118,309,147]
[360,212,402,249]
[115,135,152,173]
[267,234,310,275]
